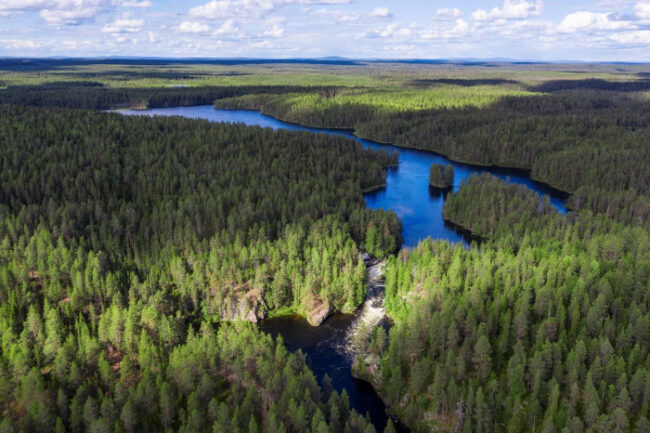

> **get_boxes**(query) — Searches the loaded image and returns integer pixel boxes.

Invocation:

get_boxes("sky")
[0,0,649,61]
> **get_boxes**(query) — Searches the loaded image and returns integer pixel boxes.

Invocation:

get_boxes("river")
[118,105,568,432]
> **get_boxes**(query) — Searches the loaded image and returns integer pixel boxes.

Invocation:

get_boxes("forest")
[354,174,650,432]
[429,164,455,189]
[0,61,649,432]
[2,63,648,227]
[214,90,649,227]
[0,103,401,431]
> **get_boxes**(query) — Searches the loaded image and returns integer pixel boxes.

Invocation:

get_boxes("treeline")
[429,164,454,189]
[4,78,648,226]
[357,175,650,432]
[215,90,650,226]
[0,83,343,110]
[0,105,402,430]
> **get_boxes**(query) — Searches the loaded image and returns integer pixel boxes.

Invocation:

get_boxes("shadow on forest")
[0,58,363,72]
[67,70,250,80]
[0,83,346,109]
[409,78,520,87]
[531,78,650,92]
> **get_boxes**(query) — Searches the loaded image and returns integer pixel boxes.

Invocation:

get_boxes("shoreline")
[211,103,572,201]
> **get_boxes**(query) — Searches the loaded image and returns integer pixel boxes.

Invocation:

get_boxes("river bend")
[119,105,568,432]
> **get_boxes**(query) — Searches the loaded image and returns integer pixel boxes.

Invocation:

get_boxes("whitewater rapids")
[342,261,387,359]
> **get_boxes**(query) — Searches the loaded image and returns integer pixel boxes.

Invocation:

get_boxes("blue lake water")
[118,105,568,432]
[119,105,567,247]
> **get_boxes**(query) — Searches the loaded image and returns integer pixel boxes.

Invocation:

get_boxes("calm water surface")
[120,105,567,247]
[119,105,568,432]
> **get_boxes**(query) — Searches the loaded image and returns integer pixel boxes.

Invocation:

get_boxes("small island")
[429,163,455,188]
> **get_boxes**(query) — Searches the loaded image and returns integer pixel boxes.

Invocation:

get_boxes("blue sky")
[0,0,649,60]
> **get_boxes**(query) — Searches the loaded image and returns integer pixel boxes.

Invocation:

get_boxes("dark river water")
[119,105,568,432]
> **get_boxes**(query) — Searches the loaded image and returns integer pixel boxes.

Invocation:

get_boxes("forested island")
[0,59,648,432]
[429,164,455,189]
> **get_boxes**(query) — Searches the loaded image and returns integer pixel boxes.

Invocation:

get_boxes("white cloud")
[609,29,650,43]
[294,0,350,3]
[213,19,238,35]
[189,0,275,19]
[558,11,633,32]
[472,0,543,21]
[40,0,108,25]
[453,18,469,34]
[309,7,394,24]
[435,8,463,20]
[188,0,352,21]
[337,14,359,22]
[264,24,284,37]
[421,18,470,40]
[119,0,152,7]
[178,21,211,33]
[102,18,144,34]
[41,7,100,25]
[0,0,54,13]
[372,7,391,18]
[364,23,413,39]
[0,0,649,60]
[0,39,44,49]
[0,0,109,24]
[635,2,650,18]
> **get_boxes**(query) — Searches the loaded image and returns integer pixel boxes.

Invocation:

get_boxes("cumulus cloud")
[452,19,469,34]
[609,29,650,43]
[435,8,463,20]
[1,0,649,60]
[309,6,393,24]
[178,21,211,33]
[372,7,391,18]
[421,18,470,40]
[0,0,54,13]
[118,0,152,7]
[188,0,276,20]
[0,39,45,49]
[635,2,650,19]
[364,23,413,39]
[188,0,352,21]
[213,19,238,35]
[472,0,543,21]
[102,17,144,34]
[6,0,107,25]
[558,11,633,32]
[263,24,284,37]
[337,14,359,22]
[0,0,111,24]
[41,7,102,25]
[294,0,350,3]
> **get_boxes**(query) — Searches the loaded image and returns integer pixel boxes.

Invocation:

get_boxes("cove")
[118,105,568,432]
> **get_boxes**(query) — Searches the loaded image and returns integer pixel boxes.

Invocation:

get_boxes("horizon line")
[1,56,650,65]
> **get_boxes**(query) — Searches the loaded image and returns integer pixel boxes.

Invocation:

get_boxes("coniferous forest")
[360,174,650,432]
[0,103,399,432]
[0,60,649,432]
[429,164,455,189]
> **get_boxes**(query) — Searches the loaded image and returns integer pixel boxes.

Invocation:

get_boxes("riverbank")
[117,104,570,433]
[212,102,571,202]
